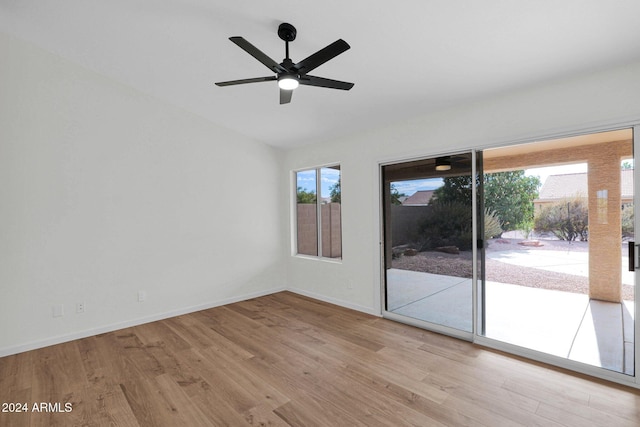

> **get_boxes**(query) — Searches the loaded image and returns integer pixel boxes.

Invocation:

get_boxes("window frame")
[293,164,342,261]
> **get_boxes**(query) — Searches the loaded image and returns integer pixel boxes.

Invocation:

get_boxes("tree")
[430,171,540,232]
[329,179,341,203]
[390,184,408,205]
[296,187,316,204]
[483,171,540,231]
[431,176,473,206]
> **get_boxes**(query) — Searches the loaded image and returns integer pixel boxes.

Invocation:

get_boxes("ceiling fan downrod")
[278,23,296,60]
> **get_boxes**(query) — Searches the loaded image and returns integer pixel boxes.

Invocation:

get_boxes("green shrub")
[534,196,588,241]
[484,208,503,240]
[419,202,473,250]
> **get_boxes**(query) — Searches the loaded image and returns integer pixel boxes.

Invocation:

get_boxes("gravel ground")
[392,238,634,301]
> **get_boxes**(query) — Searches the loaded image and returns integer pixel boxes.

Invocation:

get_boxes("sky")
[297,167,340,198]
[392,178,443,196]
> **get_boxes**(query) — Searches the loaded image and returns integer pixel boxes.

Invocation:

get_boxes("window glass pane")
[296,170,318,256]
[321,166,342,258]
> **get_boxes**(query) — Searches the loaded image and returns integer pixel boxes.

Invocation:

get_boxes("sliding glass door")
[381,127,638,383]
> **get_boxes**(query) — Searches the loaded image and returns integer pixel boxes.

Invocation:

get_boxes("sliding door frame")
[378,122,640,389]
[474,125,639,387]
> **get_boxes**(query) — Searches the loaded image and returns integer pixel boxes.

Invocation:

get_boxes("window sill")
[292,254,343,264]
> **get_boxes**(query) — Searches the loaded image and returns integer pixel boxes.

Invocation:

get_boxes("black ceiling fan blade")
[215,76,277,87]
[280,89,293,105]
[229,37,286,73]
[299,75,354,90]
[294,39,350,74]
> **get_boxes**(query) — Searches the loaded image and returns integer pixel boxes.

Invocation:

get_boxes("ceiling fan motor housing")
[278,23,297,42]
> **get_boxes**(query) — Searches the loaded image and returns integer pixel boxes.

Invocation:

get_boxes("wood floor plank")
[197,346,290,410]
[535,400,637,427]
[501,374,591,408]
[0,351,34,395]
[153,373,216,427]
[423,369,561,427]
[269,352,434,426]
[1,291,639,427]
[133,321,192,354]
[162,315,223,350]
[243,402,292,427]
[177,347,270,415]
[193,307,283,363]
[176,312,255,360]
[586,391,640,422]
[440,393,533,427]
[237,347,387,425]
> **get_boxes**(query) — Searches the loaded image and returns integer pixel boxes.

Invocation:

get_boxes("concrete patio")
[486,248,635,285]
[386,268,635,375]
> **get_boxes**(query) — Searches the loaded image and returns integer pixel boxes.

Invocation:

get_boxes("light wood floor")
[1,292,639,426]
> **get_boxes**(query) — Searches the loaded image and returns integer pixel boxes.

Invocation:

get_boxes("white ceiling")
[2,1,640,149]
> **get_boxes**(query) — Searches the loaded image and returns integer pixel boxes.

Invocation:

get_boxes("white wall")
[0,33,285,355]
[284,60,640,314]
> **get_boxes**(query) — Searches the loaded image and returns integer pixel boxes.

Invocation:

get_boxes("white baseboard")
[0,286,286,358]
[287,287,381,317]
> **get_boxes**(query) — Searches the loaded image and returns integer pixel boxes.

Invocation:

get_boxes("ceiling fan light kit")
[278,74,299,90]
[215,23,354,104]
[435,157,452,171]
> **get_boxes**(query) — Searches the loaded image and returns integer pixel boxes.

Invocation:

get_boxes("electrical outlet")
[76,302,85,314]
[138,291,146,302]
[52,304,64,318]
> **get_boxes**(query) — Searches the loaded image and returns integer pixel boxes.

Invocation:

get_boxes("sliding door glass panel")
[383,153,474,332]
[481,129,635,375]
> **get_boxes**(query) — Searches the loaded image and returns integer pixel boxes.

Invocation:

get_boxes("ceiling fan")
[215,23,354,104]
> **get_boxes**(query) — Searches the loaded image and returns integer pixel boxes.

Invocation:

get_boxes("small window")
[295,165,342,259]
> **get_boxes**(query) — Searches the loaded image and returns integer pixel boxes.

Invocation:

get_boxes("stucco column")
[587,152,622,302]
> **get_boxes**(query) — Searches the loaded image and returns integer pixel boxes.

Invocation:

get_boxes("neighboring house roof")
[535,170,633,202]
[402,190,435,205]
